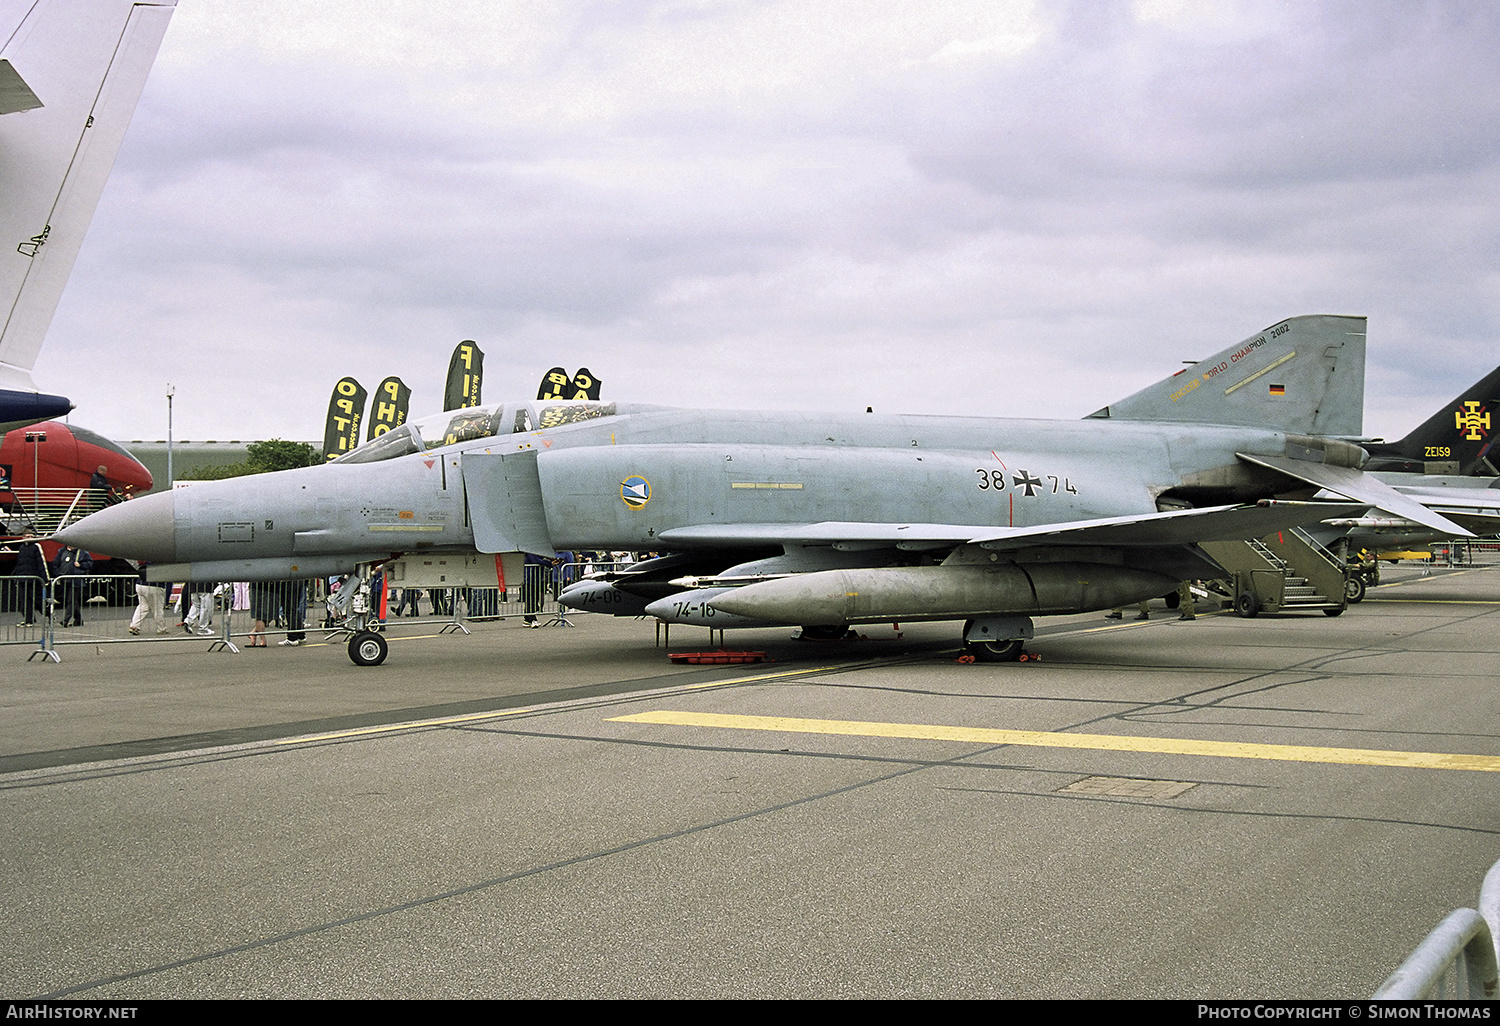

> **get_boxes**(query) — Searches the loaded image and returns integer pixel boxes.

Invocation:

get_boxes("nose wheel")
[966,637,1024,662]
[348,630,388,666]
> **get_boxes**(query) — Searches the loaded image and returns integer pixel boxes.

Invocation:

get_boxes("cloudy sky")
[34,0,1500,443]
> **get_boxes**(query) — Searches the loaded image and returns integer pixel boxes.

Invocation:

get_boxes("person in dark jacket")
[53,545,92,627]
[11,530,47,627]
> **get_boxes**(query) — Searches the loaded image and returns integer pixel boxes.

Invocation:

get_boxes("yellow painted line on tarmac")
[272,663,847,746]
[608,711,1500,772]
[679,664,849,690]
[1366,599,1500,606]
[275,707,535,745]
[1371,567,1487,590]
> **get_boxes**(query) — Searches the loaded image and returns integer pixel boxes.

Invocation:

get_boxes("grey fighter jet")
[56,314,1467,665]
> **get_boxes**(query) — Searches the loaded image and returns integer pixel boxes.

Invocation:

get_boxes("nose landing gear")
[348,630,388,666]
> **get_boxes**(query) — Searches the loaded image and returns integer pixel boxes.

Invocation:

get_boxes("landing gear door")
[460,450,555,556]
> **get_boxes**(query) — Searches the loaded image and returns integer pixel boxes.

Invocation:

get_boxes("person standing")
[394,587,421,617]
[53,545,92,627]
[248,580,277,646]
[10,530,47,627]
[1176,580,1197,621]
[278,579,308,646]
[1105,601,1149,621]
[128,561,169,635]
[183,579,216,635]
[521,552,551,627]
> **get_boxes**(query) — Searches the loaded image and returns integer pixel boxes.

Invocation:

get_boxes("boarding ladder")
[1201,527,1349,616]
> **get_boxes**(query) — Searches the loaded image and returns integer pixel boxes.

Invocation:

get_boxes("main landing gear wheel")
[349,630,388,666]
[966,638,1024,663]
[1235,592,1259,618]
[797,625,854,642]
[1344,575,1366,604]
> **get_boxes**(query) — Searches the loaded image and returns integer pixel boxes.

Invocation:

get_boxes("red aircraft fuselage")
[0,421,152,493]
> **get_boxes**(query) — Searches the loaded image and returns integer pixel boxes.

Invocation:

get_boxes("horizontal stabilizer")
[1238,453,1474,538]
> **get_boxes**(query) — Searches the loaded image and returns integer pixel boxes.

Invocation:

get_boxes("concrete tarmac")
[2,566,1498,998]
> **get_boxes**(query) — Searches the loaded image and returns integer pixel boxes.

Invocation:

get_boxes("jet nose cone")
[54,490,176,562]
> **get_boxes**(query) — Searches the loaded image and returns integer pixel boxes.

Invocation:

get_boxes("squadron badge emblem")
[621,476,651,510]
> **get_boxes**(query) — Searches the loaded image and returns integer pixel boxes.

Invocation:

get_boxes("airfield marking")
[1365,598,1500,605]
[679,664,849,689]
[1368,567,1488,591]
[609,710,1500,772]
[270,664,851,746]
[274,708,537,744]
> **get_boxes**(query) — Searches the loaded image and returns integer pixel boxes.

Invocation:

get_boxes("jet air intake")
[707,563,1179,626]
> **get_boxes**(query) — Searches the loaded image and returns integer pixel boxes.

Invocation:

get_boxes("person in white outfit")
[128,562,169,635]
[183,581,216,635]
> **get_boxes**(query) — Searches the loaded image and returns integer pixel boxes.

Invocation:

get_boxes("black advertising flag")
[443,340,484,411]
[570,367,602,399]
[537,366,603,400]
[367,376,412,441]
[537,366,570,400]
[322,377,367,461]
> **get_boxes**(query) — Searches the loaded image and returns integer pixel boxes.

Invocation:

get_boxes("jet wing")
[966,501,1369,549]
[657,522,992,550]
[657,501,1369,552]
[1238,454,1474,537]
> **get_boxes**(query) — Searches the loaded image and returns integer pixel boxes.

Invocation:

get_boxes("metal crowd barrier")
[1374,857,1500,998]
[5,559,636,658]
[2,574,240,660]
[0,574,48,646]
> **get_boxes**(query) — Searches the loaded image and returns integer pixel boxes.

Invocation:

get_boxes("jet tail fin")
[1086,314,1367,437]
[0,0,177,391]
[1364,365,1500,476]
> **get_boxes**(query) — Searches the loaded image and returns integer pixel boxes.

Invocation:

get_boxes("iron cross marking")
[1014,470,1042,496]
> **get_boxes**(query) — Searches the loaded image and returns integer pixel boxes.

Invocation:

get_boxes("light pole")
[23,430,45,521]
[166,383,175,489]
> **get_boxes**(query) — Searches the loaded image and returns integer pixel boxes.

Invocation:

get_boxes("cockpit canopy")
[331,401,618,465]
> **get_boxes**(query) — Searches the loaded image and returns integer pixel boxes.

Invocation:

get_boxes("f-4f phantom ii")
[57,315,1468,664]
